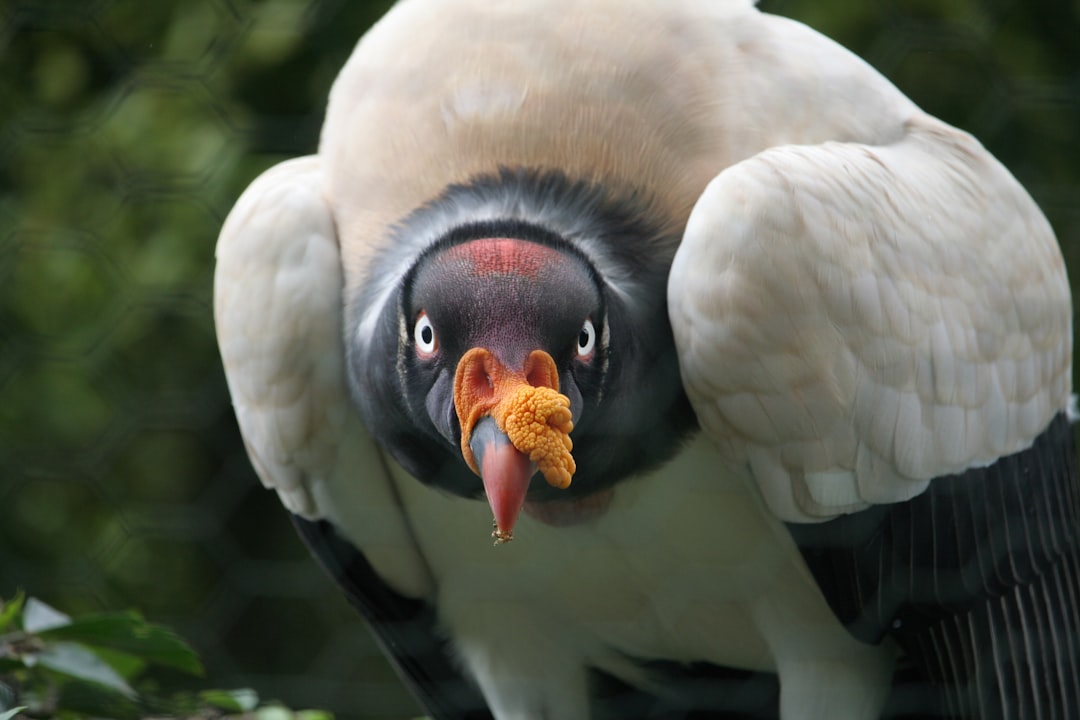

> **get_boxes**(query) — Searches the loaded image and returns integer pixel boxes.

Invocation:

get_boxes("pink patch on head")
[446,238,561,279]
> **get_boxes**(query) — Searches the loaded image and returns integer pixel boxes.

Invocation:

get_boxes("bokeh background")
[2,0,1078,718]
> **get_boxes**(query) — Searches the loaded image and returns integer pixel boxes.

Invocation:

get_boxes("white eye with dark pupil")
[414,312,437,355]
[577,318,596,357]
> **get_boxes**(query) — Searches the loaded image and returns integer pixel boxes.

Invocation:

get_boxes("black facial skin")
[347,168,698,504]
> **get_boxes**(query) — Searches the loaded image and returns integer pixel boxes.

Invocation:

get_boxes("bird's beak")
[454,347,575,544]
[468,416,537,544]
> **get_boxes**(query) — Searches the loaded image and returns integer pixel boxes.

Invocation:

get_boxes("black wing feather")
[290,515,494,720]
[790,412,1080,719]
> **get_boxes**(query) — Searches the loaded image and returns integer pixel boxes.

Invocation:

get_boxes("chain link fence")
[2,0,1077,718]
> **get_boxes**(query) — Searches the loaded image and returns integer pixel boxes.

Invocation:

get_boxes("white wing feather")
[214,157,431,597]
[670,115,1072,522]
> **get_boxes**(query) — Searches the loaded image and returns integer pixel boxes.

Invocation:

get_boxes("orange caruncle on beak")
[453,347,576,544]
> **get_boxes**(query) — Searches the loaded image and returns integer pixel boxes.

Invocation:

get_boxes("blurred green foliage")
[0,592,333,719]
[1,0,1077,718]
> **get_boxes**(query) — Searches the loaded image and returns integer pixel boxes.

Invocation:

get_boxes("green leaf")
[0,593,25,634]
[199,687,259,712]
[253,704,294,720]
[36,612,203,676]
[0,707,27,720]
[295,711,335,720]
[33,641,135,697]
[89,646,147,681]
[57,678,141,720]
[21,598,70,634]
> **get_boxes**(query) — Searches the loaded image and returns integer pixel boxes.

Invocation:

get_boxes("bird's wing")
[215,157,426,578]
[214,157,346,519]
[214,157,484,716]
[670,112,1080,716]
[669,113,1072,524]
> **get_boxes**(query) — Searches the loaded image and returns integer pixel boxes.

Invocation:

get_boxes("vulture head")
[346,168,698,542]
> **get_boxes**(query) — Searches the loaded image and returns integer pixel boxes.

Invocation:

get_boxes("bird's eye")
[576,318,596,359]
[414,312,438,357]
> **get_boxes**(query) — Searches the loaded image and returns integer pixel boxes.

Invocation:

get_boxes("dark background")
[2,1,1078,718]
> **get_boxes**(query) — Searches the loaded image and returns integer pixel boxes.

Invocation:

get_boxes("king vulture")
[214,0,1078,718]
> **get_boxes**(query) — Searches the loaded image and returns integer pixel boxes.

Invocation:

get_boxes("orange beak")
[454,347,575,544]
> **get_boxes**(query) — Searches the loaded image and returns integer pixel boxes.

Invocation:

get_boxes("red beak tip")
[474,419,534,545]
[491,522,515,546]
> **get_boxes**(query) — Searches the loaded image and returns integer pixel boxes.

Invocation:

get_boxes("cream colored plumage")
[671,116,1071,521]
[215,157,433,597]
[214,1,1076,718]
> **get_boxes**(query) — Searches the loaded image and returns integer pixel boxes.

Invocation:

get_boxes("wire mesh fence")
[2,0,1078,718]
